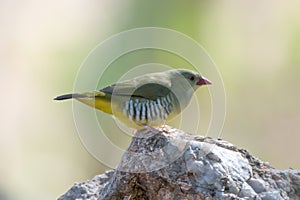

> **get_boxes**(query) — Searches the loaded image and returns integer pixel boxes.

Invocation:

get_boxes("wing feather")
[99,72,172,100]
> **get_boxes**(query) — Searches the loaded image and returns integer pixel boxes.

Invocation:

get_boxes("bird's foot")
[133,125,160,138]
[159,121,170,133]
[141,125,161,134]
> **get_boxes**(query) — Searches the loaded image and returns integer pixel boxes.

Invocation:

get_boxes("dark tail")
[54,93,88,101]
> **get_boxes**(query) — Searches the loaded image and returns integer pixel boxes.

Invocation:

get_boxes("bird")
[54,69,211,129]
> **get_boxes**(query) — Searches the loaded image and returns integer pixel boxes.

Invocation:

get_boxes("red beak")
[197,76,212,86]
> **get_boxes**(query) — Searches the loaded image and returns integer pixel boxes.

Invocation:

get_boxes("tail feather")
[54,91,111,114]
[53,93,88,100]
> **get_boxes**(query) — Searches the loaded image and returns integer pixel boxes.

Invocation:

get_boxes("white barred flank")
[123,94,174,124]
[141,103,146,121]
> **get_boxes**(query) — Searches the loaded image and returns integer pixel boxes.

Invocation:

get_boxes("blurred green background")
[1,0,300,199]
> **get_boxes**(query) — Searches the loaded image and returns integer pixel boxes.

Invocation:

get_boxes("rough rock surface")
[58,126,300,200]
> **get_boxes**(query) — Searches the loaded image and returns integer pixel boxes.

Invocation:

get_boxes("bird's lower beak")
[197,76,212,86]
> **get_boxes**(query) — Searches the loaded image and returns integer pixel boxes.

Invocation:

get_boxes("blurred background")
[1,0,299,199]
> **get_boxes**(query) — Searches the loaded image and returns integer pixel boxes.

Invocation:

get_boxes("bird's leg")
[133,129,138,135]
[141,124,161,135]
[160,120,170,133]
[134,125,160,138]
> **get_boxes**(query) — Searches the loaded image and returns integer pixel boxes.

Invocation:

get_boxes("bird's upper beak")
[196,76,212,86]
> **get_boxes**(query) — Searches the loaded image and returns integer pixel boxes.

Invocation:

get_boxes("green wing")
[99,73,172,100]
[100,83,171,100]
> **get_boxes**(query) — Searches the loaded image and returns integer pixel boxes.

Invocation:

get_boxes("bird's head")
[175,69,212,90]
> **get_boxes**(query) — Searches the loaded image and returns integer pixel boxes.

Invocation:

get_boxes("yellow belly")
[76,94,180,129]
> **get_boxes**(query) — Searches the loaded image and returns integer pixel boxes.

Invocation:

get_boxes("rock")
[58,126,300,200]
[248,178,268,193]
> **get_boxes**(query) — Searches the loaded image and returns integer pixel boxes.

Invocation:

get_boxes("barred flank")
[123,94,174,124]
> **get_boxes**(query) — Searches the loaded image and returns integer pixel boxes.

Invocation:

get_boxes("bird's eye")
[189,76,195,81]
